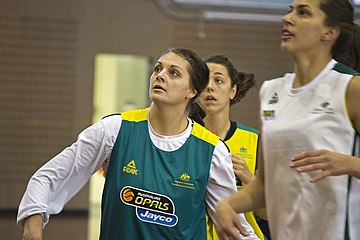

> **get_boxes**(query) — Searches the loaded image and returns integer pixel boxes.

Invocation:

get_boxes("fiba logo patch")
[263,110,275,121]
[122,188,135,202]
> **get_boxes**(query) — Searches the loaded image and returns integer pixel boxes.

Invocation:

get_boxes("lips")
[205,95,216,101]
[281,28,294,40]
[153,84,165,91]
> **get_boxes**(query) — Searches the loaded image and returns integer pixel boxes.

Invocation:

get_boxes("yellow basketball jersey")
[206,122,263,240]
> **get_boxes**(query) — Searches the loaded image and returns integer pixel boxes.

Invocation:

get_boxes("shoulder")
[235,122,259,135]
[346,75,360,98]
[102,108,148,124]
[333,62,360,76]
[213,139,231,163]
[226,122,259,152]
[98,114,122,136]
[260,73,292,93]
[262,72,292,84]
[347,76,360,129]
[120,108,148,121]
[191,121,221,147]
[191,121,230,162]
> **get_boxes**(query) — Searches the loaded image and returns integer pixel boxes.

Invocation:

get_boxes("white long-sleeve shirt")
[17,114,259,239]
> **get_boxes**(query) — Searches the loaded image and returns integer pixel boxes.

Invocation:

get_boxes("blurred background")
[1,0,359,239]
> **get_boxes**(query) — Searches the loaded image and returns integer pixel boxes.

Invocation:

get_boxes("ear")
[186,89,197,99]
[321,26,340,41]
[229,84,237,100]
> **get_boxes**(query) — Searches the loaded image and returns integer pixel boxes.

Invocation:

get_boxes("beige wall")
[0,0,292,239]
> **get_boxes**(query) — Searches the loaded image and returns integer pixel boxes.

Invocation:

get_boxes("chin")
[280,42,292,54]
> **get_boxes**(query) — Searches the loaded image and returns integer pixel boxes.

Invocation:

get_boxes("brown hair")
[162,48,209,124]
[321,0,360,71]
[203,55,257,105]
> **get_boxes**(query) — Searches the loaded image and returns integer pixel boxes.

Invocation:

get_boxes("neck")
[292,51,332,88]
[148,104,188,136]
[203,112,231,140]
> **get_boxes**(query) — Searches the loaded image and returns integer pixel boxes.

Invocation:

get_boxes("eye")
[214,78,224,84]
[154,65,162,73]
[170,69,180,77]
[285,6,293,14]
[296,6,312,17]
[298,9,311,16]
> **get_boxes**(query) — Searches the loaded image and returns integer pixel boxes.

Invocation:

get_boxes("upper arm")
[347,76,360,134]
[17,116,121,226]
[256,133,265,182]
[257,90,265,183]
[206,141,237,216]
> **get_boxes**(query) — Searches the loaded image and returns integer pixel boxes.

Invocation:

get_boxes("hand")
[215,200,248,240]
[22,214,43,240]
[231,154,253,184]
[289,149,353,182]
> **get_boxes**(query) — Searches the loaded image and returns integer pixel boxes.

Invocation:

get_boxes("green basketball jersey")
[100,108,220,239]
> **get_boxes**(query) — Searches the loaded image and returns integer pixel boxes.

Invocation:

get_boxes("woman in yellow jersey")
[191,55,270,240]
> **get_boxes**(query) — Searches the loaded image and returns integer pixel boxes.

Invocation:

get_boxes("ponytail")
[321,0,360,72]
[231,72,257,105]
[188,101,206,126]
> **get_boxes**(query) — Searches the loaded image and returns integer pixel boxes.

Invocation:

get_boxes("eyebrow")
[171,64,183,70]
[213,71,225,76]
[289,4,311,10]
[156,61,183,71]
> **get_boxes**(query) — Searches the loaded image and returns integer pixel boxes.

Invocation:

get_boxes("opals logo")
[122,188,135,202]
[120,186,178,227]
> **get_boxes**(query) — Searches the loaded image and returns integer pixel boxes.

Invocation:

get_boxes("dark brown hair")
[203,55,257,105]
[321,0,360,71]
[162,48,209,124]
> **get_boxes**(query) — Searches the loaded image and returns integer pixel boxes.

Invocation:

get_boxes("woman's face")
[281,0,331,55]
[149,52,196,107]
[199,63,236,115]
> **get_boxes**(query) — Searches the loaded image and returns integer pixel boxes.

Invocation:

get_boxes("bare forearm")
[227,176,265,213]
[349,156,360,179]
[254,208,268,220]
[22,214,43,240]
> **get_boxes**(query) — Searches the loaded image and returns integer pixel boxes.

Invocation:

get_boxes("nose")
[206,80,215,92]
[282,11,293,26]
[156,69,165,82]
